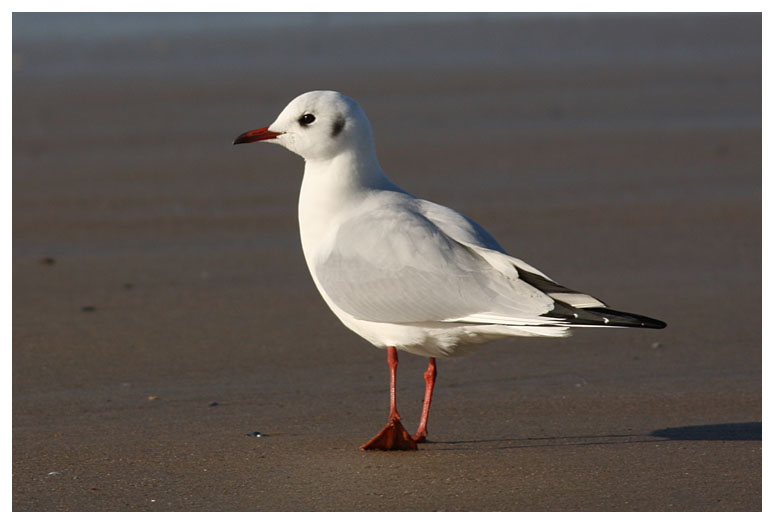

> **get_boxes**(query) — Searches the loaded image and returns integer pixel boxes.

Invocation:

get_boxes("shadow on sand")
[650,422,761,441]
[428,422,761,450]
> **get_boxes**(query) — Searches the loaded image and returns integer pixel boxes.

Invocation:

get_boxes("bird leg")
[413,357,437,443]
[360,346,418,451]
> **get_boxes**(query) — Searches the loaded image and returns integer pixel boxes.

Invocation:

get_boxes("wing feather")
[314,201,555,324]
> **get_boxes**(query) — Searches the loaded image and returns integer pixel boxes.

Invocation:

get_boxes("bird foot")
[360,417,418,451]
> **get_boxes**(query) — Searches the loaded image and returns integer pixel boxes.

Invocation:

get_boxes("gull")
[234,90,666,451]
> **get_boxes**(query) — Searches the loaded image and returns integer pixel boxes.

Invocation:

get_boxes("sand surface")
[13,13,761,511]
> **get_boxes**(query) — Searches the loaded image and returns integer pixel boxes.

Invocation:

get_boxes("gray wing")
[415,198,506,252]
[418,198,610,311]
[313,201,555,324]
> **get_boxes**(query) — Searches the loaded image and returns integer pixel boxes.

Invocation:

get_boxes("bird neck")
[298,149,398,260]
[303,148,393,193]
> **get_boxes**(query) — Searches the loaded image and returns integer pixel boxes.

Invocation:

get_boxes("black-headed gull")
[234,90,665,451]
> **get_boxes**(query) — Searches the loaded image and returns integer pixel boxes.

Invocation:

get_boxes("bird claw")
[360,417,418,451]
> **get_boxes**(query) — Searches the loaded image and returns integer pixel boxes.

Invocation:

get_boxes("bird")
[233,90,666,451]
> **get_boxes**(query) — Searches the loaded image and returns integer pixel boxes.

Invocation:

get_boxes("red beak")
[233,127,283,145]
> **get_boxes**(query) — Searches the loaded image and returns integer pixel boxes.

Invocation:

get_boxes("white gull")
[234,90,665,450]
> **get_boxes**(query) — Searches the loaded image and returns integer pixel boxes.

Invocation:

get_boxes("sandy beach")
[13,13,761,511]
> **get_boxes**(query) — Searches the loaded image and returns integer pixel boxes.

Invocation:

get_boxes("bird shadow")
[426,422,761,450]
[649,421,761,441]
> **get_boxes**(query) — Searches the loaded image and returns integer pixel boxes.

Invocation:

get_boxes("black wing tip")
[519,269,666,329]
[645,318,667,329]
[544,305,666,329]
[628,317,667,329]
[584,307,667,329]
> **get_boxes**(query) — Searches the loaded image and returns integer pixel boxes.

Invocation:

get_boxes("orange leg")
[360,346,418,451]
[413,357,437,443]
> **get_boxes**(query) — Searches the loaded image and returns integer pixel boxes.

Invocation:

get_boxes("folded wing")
[314,197,665,330]
[314,201,555,325]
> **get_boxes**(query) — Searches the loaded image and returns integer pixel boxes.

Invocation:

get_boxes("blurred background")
[13,13,761,511]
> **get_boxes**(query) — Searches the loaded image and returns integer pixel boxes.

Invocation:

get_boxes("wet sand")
[13,13,761,511]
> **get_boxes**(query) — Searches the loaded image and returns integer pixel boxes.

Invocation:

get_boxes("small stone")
[651,342,663,349]
[246,431,265,438]
[47,471,61,476]
[147,395,160,401]
[81,306,96,312]
[208,402,219,407]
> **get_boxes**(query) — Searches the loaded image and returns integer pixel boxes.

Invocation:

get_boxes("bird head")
[234,90,376,163]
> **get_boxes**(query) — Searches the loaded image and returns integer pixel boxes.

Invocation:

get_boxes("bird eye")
[298,113,316,126]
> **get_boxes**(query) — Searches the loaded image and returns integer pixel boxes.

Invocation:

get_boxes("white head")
[234,90,377,163]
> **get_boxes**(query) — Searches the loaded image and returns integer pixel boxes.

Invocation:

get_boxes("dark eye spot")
[298,113,315,126]
[331,117,346,138]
